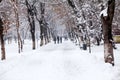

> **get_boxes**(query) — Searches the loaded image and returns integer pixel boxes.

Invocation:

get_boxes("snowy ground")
[0,40,120,80]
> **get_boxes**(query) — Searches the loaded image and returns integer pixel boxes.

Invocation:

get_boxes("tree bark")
[25,0,36,49]
[101,0,115,66]
[15,6,23,53]
[40,19,44,46]
[11,0,23,53]
[40,2,45,46]
[30,16,36,49]
[0,18,6,60]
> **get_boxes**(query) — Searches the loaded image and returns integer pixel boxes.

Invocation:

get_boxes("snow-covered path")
[0,40,120,80]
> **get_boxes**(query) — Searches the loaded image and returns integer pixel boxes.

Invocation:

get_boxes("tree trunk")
[30,18,36,49]
[25,0,36,50]
[11,0,23,53]
[0,18,6,60]
[40,2,45,46]
[16,9,23,53]
[40,20,44,46]
[29,15,36,49]
[0,34,5,60]
[101,0,115,66]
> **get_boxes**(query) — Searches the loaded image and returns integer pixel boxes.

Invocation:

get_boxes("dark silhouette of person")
[60,37,62,43]
[53,36,56,44]
[57,36,59,44]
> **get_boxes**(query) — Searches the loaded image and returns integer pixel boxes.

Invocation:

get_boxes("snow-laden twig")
[100,8,108,17]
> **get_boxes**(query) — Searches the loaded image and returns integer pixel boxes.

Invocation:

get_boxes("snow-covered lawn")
[0,40,120,80]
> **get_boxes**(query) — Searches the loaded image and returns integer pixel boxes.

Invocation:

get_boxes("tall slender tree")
[10,0,23,53]
[25,0,36,49]
[40,2,45,46]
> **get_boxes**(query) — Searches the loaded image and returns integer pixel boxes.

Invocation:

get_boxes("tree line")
[0,0,119,66]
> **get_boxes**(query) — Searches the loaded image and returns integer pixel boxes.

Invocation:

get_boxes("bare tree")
[101,0,115,66]
[35,2,45,46]
[25,0,36,49]
[9,0,23,53]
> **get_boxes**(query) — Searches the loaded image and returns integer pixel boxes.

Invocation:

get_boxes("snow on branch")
[100,8,108,17]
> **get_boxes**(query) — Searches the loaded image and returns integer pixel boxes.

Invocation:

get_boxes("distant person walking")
[53,36,56,44]
[57,36,59,44]
[60,37,62,43]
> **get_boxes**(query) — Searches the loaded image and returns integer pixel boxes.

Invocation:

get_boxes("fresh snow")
[0,40,120,80]
[100,8,108,17]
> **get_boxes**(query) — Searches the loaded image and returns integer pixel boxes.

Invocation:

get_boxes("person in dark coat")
[57,36,59,44]
[60,36,62,43]
[53,36,56,44]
